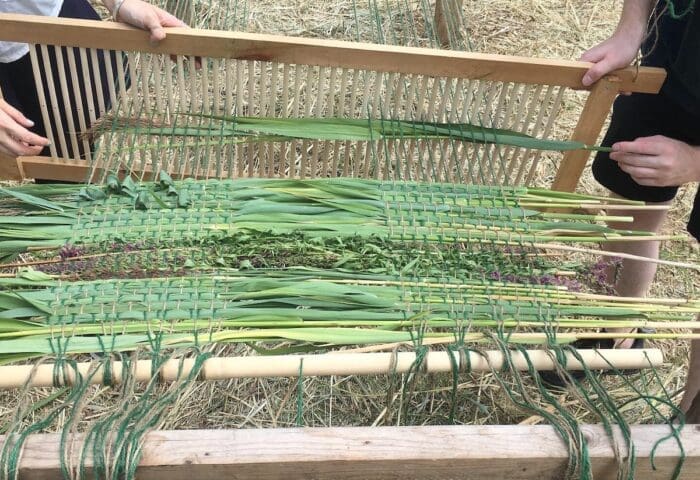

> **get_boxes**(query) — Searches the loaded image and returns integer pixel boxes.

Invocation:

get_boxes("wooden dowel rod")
[520,204,672,211]
[533,243,700,270]
[0,349,663,389]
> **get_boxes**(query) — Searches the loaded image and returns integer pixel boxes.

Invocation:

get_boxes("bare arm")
[600,3,700,188]
[0,99,50,157]
[0,1,187,158]
[581,0,654,86]
[610,136,700,187]
[102,0,187,43]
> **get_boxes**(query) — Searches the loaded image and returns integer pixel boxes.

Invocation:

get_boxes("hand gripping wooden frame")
[0,12,693,480]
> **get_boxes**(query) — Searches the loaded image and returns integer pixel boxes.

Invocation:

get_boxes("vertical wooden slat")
[153,55,171,178]
[223,58,235,177]
[290,63,301,178]
[188,55,202,177]
[79,48,97,127]
[66,48,92,161]
[246,59,256,176]
[174,55,187,178]
[524,86,566,186]
[39,44,68,158]
[279,62,291,177]
[258,61,271,176]
[102,50,118,113]
[500,84,543,184]
[115,50,129,113]
[551,78,619,192]
[90,49,106,117]
[235,59,245,178]
[343,69,360,176]
[299,65,314,178]
[435,0,465,48]
[54,46,82,159]
[367,71,384,179]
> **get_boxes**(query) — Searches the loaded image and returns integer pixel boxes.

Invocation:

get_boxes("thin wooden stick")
[40,44,69,158]
[54,47,81,159]
[532,243,700,270]
[519,204,672,211]
[29,45,57,158]
[0,349,664,389]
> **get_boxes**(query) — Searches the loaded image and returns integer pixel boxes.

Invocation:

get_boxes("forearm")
[615,0,655,44]
[692,146,700,183]
[101,0,119,12]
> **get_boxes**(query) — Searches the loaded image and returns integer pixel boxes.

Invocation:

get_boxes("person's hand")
[610,135,700,187]
[0,99,50,157]
[580,32,641,87]
[112,0,187,44]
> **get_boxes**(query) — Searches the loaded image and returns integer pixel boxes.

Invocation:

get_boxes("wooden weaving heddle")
[1,8,699,480]
[0,12,665,190]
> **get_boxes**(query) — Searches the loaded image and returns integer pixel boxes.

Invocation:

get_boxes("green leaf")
[17,269,53,282]
[121,176,138,197]
[149,191,169,209]
[0,187,64,212]
[177,190,192,208]
[78,186,107,201]
[135,190,150,210]
[158,170,175,189]
[106,173,121,193]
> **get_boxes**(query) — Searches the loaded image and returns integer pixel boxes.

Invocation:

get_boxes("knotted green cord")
[664,0,695,18]
[296,358,305,427]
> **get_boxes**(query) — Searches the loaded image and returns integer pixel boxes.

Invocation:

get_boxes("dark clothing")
[642,0,700,115]
[592,93,700,240]
[0,0,120,160]
[593,4,700,241]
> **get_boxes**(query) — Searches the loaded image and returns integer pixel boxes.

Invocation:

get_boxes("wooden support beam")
[434,0,465,48]
[552,78,620,192]
[0,349,664,389]
[0,14,665,93]
[16,156,92,182]
[0,152,23,181]
[15,156,240,182]
[3,424,698,479]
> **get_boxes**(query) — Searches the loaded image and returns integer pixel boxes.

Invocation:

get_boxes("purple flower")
[59,244,84,260]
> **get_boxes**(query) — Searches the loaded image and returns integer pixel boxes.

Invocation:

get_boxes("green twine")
[397,322,430,425]
[76,348,211,480]
[296,358,305,427]
[664,0,695,18]
[486,332,591,480]
[583,348,687,480]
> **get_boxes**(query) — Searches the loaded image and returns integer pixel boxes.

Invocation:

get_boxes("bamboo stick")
[0,349,663,389]
[532,243,700,270]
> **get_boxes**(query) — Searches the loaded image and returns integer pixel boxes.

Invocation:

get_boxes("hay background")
[1,0,698,432]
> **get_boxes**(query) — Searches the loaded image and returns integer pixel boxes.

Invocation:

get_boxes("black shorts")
[0,0,122,161]
[592,92,700,241]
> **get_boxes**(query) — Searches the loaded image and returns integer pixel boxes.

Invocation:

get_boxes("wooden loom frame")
[1,12,695,480]
[0,13,665,189]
